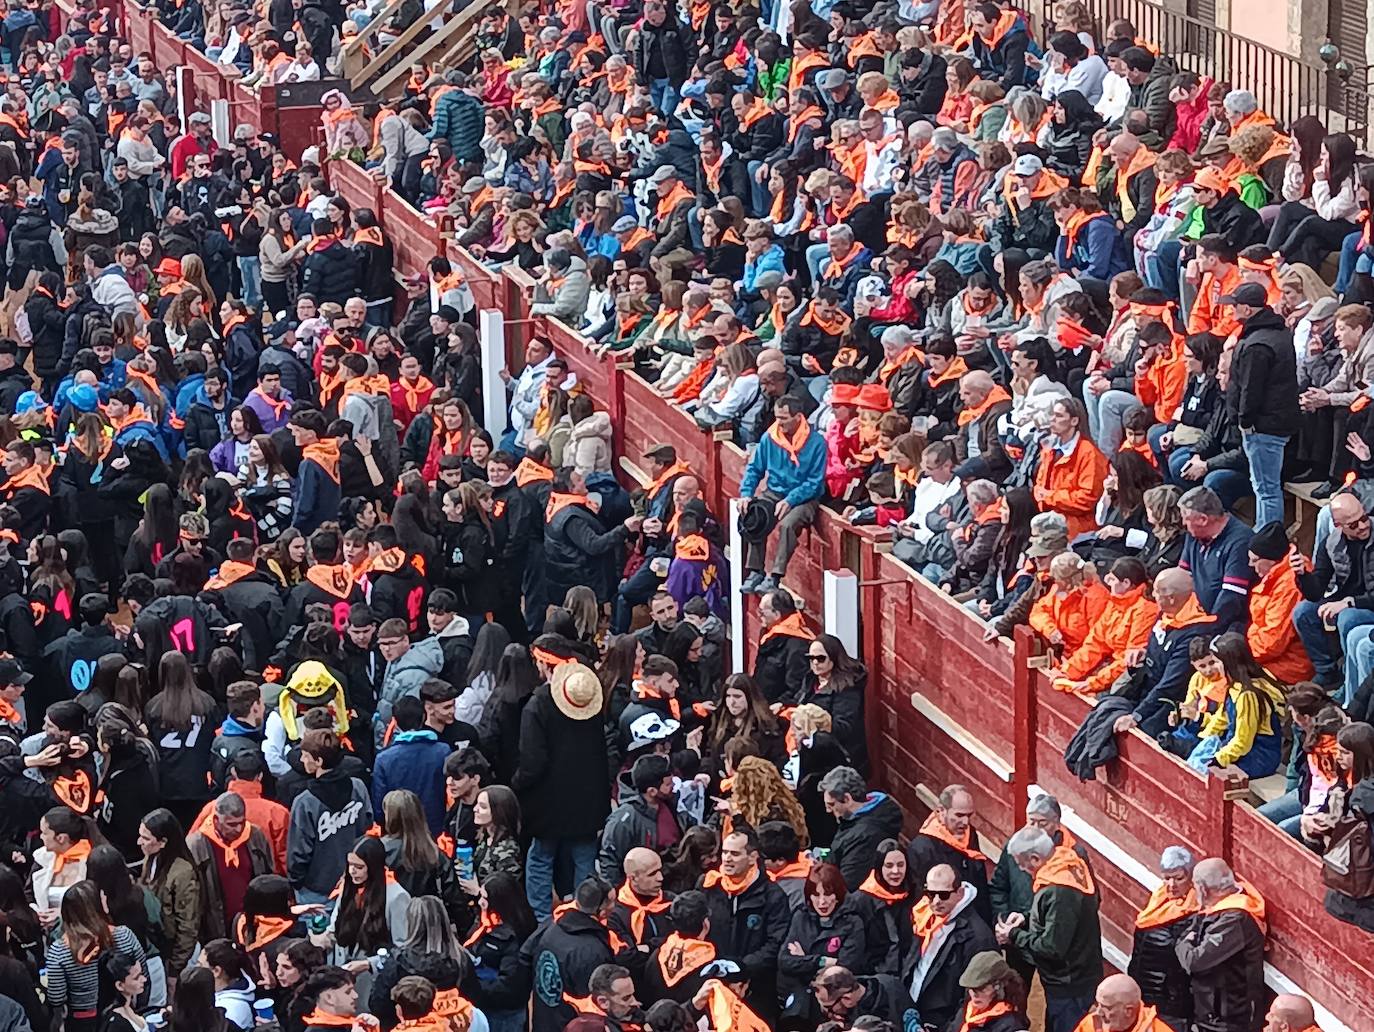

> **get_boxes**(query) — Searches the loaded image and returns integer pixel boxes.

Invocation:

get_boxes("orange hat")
[1193,167,1229,194]
[155,257,182,278]
[830,383,861,406]
[855,383,893,412]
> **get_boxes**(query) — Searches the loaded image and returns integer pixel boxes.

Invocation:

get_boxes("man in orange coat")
[192,751,290,874]
[1245,522,1315,685]
[1052,558,1158,694]
[1072,974,1173,1032]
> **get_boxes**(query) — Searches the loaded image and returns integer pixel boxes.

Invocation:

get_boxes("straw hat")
[550,662,602,721]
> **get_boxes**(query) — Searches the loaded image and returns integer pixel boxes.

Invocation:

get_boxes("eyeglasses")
[377,638,407,648]
[923,888,956,900]
[808,654,828,663]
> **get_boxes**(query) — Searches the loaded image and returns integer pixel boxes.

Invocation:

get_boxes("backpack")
[80,308,111,352]
[1322,810,1374,899]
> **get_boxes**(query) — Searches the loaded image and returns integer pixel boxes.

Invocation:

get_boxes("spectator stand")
[343,0,498,95]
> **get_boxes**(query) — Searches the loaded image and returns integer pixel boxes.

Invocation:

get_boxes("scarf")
[1135,884,1199,930]
[515,456,554,486]
[399,376,435,415]
[910,896,948,951]
[928,356,968,388]
[768,856,812,882]
[655,182,693,220]
[959,1001,1014,1031]
[645,459,690,498]
[1115,147,1158,223]
[761,611,814,644]
[1063,210,1110,260]
[858,872,907,903]
[917,811,988,860]
[462,908,502,947]
[738,97,771,130]
[766,419,812,465]
[546,492,590,521]
[1205,882,1267,933]
[615,882,672,942]
[0,698,18,726]
[197,812,251,867]
[50,839,92,876]
[957,385,1011,426]
[879,345,923,383]
[304,563,355,600]
[302,438,341,483]
[656,931,717,986]
[236,913,295,952]
[703,865,760,896]
[204,560,257,592]
[786,105,825,143]
[800,304,852,338]
[5,464,50,496]
[1032,844,1096,895]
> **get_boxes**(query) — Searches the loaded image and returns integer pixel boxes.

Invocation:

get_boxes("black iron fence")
[1039,0,1373,149]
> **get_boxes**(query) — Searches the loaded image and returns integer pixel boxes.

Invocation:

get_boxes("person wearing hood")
[372,695,450,835]
[1,440,50,541]
[1045,90,1104,184]
[361,523,427,633]
[902,862,997,1030]
[969,3,1030,90]
[288,410,342,534]
[287,728,372,905]
[818,767,905,893]
[208,679,268,792]
[108,387,169,463]
[598,755,682,884]
[0,339,31,416]
[1222,283,1301,527]
[24,270,67,397]
[567,397,612,477]
[374,617,446,751]
[183,367,233,454]
[8,196,64,279]
[530,247,590,323]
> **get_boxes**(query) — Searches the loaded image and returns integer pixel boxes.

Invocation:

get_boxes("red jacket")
[867,269,920,324]
[1167,77,1213,153]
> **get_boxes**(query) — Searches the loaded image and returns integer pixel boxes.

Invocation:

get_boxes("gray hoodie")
[530,254,591,323]
[375,636,446,748]
[288,766,372,896]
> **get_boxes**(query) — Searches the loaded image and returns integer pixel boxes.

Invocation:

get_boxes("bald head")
[1265,994,1316,1032]
[1153,567,1195,614]
[624,847,664,897]
[1109,132,1142,166]
[1330,493,1371,541]
[1098,974,1141,1006]
[1095,974,1144,1032]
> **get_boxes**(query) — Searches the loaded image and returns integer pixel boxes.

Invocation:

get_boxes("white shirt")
[1040,54,1109,106]
[904,474,964,543]
[1095,71,1131,122]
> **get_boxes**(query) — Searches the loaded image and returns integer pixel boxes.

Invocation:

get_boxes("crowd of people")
[0,0,1357,1030]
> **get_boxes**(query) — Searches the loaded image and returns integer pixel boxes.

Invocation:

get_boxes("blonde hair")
[791,703,832,737]
[1228,124,1276,168]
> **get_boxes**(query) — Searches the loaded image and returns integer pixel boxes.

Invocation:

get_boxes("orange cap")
[855,383,893,412]
[1193,167,1229,194]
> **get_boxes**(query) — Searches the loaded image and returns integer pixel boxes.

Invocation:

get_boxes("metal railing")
[1040,0,1374,148]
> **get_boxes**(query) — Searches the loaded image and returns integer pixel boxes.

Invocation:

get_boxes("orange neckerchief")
[546,492,590,521]
[515,456,554,486]
[911,896,949,951]
[801,304,851,337]
[354,227,384,247]
[768,856,812,882]
[858,872,907,903]
[301,1011,355,1028]
[1063,210,1110,260]
[918,811,988,861]
[1206,882,1267,934]
[462,908,502,947]
[368,547,412,575]
[235,913,295,952]
[50,839,92,875]
[1135,885,1199,930]
[786,104,825,143]
[738,97,771,129]
[1309,733,1343,785]
[1033,844,1096,895]
[302,439,341,483]
[196,812,251,867]
[0,698,19,725]
[552,901,630,952]
[399,376,435,414]
[879,345,923,383]
[633,679,680,721]
[959,1001,1014,1031]
[957,385,1011,426]
[830,190,864,223]
[6,464,50,496]
[929,356,969,388]
[766,419,813,465]
[787,51,829,97]
[703,864,760,896]
[978,8,1018,46]
[304,562,355,600]
[656,931,717,986]
[204,560,257,592]
[656,181,694,219]
[645,459,690,498]
[869,87,900,112]
[761,611,815,645]
[615,882,671,943]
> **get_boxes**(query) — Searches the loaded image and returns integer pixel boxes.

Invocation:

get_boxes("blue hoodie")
[174,372,206,422]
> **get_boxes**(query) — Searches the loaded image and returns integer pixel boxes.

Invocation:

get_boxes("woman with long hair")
[198,938,256,1029]
[321,836,411,1000]
[562,585,600,647]
[953,956,1029,1031]
[1138,484,1185,578]
[260,207,309,317]
[849,838,913,975]
[28,533,75,644]
[1271,130,1361,270]
[45,880,147,1032]
[479,644,539,785]
[265,938,326,1032]
[137,808,201,985]
[94,717,159,862]
[143,653,221,827]
[463,786,523,907]
[88,844,165,1005]
[438,480,498,624]
[367,895,473,1029]
[59,411,120,586]
[661,622,710,708]
[1188,633,1287,777]
[727,756,810,846]
[124,482,179,579]
[167,966,229,1032]
[661,825,719,895]
[34,806,95,918]
[266,527,308,588]
[239,433,294,542]
[463,872,535,1032]
[1087,447,1163,569]
[231,874,301,974]
[381,791,458,914]
[459,623,512,728]
[704,674,787,778]
[210,405,266,476]
[796,634,870,775]
[777,863,867,1001]
[597,633,641,740]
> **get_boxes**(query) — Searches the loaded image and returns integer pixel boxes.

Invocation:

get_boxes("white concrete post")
[823,569,859,657]
[478,309,508,440]
[729,497,745,674]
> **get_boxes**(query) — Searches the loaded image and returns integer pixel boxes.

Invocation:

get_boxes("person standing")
[1175,858,1267,1032]
[185,792,275,942]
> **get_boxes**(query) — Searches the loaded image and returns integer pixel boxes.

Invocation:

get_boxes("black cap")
[79,592,110,625]
[1249,521,1288,561]
[427,588,458,613]
[0,658,30,687]
[1217,282,1269,308]
[348,603,378,628]
[434,305,461,323]
[420,678,460,703]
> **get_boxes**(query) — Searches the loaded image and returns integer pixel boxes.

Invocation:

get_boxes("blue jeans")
[805,242,829,285]
[526,835,597,922]
[745,161,770,216]
[612,562,661,633]
[1257,789,1305,840]
[1166,448,1250,509]
[649,79,680,119]
[1045,994,1095,1032]
[1292,599,1340,685]
[237,255,261,310]
[1241,431,1288,528]
[1083,386,1140,454]
[1147,422,1171,469]
[1144,239,1184,300]
[1338,606,1374,704]
[1336,229,1362,295]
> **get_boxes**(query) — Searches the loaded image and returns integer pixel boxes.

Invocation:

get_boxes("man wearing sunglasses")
[810,964,917,1031]
[906,863,996,1031]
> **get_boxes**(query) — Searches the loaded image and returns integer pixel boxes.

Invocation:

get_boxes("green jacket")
[1010,882,1103,997]
[759,59,790,101]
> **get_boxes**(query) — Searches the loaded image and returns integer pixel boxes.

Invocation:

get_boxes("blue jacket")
[98,358,128,396]
[1054,215,1131,281]
[115,415,170,462]
[174,373,205,421]
[740,423,826,509]
[428,88,484,164]
[293,455,341,534]
[742,245,785,293]
[372,731,450,834]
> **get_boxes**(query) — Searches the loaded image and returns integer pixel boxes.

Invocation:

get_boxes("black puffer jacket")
[542,497,628,604]
[23,286,65,383]
[1228,306,1301,438]
[299,238,359,306]
[510,685,611,840]
[1128,905,1193,1022]
[438,513,498,616]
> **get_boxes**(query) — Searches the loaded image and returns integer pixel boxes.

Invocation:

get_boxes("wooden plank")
[363,3,487,95]
[341,0,409,59]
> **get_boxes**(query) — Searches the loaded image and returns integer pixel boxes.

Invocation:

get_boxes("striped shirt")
[45,924,146,1014]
